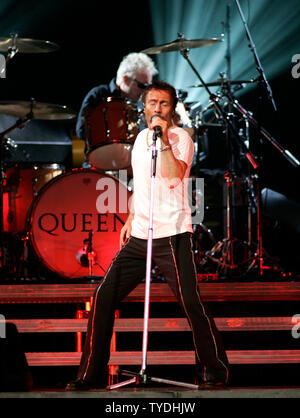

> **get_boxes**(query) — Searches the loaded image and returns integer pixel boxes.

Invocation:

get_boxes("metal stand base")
[246,250,286,278]
[107,369,199,391]
[205,237,252,278]
[205,237,286,279]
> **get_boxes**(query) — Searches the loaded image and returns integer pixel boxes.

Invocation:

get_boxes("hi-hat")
[0,101,76,120]
[141,37,222,54]
[0,37,60,53]
[189,78,257,87]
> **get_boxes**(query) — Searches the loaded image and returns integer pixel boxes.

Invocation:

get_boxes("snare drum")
[85,97,139,171]
[2,164,63,233]
[27,168,131,279]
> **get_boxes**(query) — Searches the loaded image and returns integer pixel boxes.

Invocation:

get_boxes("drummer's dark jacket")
[75,79,120,141]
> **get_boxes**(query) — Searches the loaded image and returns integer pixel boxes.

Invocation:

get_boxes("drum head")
[28,169,131,279]
[88,142,133,171]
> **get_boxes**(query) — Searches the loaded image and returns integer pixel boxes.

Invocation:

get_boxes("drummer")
[75,52,158,140]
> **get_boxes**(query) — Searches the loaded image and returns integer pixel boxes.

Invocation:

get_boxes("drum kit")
[0,22,299,281]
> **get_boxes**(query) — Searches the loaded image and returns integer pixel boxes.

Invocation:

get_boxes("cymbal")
[141,37,222,54]
[0,101,76,120]
[0,37,60,53]
[189,78,257,87]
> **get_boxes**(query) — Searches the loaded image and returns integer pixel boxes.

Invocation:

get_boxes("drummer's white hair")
[116,52,158,85]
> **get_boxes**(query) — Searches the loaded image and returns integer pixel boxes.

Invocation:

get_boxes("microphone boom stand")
[108,130,199,390]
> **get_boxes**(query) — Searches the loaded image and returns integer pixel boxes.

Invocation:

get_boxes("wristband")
[160,144,171,152]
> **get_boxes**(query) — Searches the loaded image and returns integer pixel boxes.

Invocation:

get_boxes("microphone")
[153,125,162,138]
[151,115,163,139]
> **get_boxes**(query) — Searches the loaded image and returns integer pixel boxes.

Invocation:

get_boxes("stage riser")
[4,317,299,332]
[1,281,300,382]
[1,281,300,303]
[25,350,300,366]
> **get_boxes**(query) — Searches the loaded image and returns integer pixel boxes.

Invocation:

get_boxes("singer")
[66,81,229,391]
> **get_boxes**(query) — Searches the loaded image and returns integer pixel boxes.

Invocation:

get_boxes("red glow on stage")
[165,319,179,328]
[227,318,245,328]
[2,192,9,232]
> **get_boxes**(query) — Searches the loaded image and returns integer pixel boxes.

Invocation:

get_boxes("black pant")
[77,232,229,384]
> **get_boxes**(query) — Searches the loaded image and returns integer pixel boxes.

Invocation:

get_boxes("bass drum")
[28,168,131,279]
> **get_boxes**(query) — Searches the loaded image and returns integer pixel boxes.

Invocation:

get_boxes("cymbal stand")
[108,129,199,391]
[230,98,299,277]
[233,0,298,278]
[220,6,238,272]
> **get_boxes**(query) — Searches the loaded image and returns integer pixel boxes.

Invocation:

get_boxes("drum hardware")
[0,100,76,120]
[203,6,250,277]
[193,223,216,273]
[17,233,30,278]
[141,36,222,54]
[223,96,299,278]
[0,105,34,277]
[190,36,261,277]
[189,78,257,88]
[235,0,277,112]
[0,97,75,278]
[234,0,298,277]
[76,231,105,281]
[0,33,60,64]
[2,137,18,158]
[205,2,299,278]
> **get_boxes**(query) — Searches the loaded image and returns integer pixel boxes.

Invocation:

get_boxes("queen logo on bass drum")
[38,212,125,236]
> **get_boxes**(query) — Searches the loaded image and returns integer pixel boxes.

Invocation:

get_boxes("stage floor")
[1,386,300,398]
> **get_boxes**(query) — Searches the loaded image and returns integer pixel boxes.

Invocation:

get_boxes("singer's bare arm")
[120,193,134,247]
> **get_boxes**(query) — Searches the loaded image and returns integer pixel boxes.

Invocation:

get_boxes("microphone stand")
[235,0,277,112]
[108,129,199,390]
[87,231,94,277]
[77,231,105,281]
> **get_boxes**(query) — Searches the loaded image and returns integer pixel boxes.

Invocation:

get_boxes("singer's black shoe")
[198,380,227,390]
[65,379,99,391]
[196,365,229,390]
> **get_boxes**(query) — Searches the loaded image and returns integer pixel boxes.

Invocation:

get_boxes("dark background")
[0,0,154,109]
